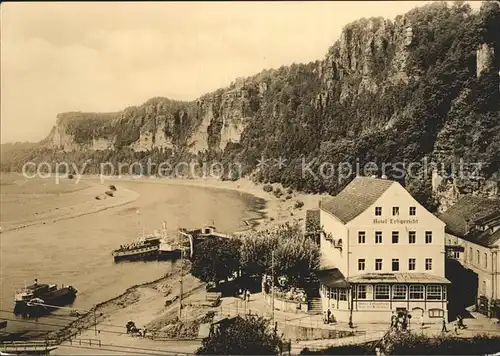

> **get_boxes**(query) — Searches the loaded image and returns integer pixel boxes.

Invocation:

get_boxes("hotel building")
[439,196,500,318]
[317,177,450,324]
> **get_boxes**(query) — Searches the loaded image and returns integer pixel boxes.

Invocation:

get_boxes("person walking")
[246,289,251,302]
[390,312,397,330]
[441,317,448,333]
[457,315,466,329]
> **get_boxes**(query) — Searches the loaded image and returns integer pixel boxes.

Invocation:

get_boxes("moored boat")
[14,279,78,316]
[112,234,163,262]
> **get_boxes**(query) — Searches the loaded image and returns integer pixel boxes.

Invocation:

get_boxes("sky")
[0,1,482,143]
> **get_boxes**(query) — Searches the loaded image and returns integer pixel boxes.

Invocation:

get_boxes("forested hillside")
[2,1,499,210]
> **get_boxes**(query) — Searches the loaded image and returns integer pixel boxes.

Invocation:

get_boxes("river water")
[0,179,265,337]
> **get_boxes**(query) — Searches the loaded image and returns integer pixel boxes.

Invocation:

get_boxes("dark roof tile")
[319,177,394,223]
[439,196,500,248]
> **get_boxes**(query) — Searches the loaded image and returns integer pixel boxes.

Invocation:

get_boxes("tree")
[197,315,283,355]
[406,178,440,213]
[190,237,241,286]
[240,222,320,287]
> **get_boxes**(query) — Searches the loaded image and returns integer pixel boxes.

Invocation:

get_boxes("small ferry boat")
[112,223,231,262]
[14,279,78,315]
[112,233,164,262]
[113,222,181,262]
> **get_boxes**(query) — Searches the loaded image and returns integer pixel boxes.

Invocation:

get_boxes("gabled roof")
[319,177,394,224]
[439,196,500,248]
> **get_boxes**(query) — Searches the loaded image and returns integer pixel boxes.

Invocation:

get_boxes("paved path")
[291,331,386,353]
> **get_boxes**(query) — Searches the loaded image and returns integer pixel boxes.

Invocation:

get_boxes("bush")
[109,184,117,191]
[105,191,114,197]
[294,200,304,209]
[273,188,283,198]
[263,184,273,192]
[285,195,292,200]
[197,315,283,355]
[287,188,293,194]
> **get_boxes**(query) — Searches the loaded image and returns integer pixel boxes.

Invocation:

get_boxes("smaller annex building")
[317,176,450,324]
[439,196,500,318]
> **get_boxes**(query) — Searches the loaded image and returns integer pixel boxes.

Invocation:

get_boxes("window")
[484,253,488,268]
[358,231,366,244]
[375,207,382,216]
[409,258,416,271]
[425,231,432,244]
[477,250,480,265]
[425,258,432,271]
[326,287,331,299]
[357,285,367,299]
[392,207,399,216]
[374,285,390,300]
[392,259,400,271]
[409,285,424,300]
[375,259,383,271]
[332,288,338,300]
[426,285,442,300]
[469,247,473,261]
[375,231,382,244]
[392,285,407,300]
[453,251,460,259]
[392,231,399,244]
[409,231,416,244]
[429,309,444,318]
[339,289,347,301]
[358,259,365,271]
[409,206,416,216]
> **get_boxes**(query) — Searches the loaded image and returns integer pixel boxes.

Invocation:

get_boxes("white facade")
[319,178,449,324]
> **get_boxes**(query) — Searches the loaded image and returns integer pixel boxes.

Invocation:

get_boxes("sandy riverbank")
[98,176,321,232]
[0,175,139,233]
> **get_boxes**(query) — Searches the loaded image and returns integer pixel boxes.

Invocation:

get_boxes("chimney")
[465,218,470,235]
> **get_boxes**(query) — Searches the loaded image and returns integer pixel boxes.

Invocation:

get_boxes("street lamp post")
[179,247,184,320]
[272,250,275,327]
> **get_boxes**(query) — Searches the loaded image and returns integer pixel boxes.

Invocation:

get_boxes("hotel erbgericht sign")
[373,218,419,224]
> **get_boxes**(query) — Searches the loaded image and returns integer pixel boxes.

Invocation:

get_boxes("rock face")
[46,77,260,154]
[477,43,495,78]
[433,169,499,213]
[318,15,415,106]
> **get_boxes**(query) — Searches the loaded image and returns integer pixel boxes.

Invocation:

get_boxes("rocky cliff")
[45,78,261,154]
[3,1,499,211]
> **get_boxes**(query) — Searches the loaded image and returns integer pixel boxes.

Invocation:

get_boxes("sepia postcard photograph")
[0,1,499,355]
